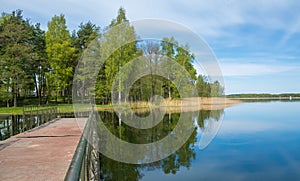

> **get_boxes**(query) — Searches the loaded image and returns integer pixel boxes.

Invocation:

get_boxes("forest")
[0,8,224,107]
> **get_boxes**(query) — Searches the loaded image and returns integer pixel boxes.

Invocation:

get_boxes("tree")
[196,75,210,97]
[160,38,197,99]
[102,7,139,104]
[73,21,100,103]
[196,75,224,97]
[31,23,48,105]
[0,80,12,107]
[175,44,197,80]
[0,10,35,107]
[140,40,162,100]
[126,37,198,101]
[210,80,224,97]
[75,22,100,51]
[45,14,75,103]
[161,37,177,99]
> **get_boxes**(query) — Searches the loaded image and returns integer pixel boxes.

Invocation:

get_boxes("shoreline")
[0,97,241,115]
[112,97,242,113]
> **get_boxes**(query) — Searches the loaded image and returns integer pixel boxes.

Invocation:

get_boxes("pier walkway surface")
[0,118,87,181]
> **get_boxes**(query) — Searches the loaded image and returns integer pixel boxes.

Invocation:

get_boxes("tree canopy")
[0,8,224,107]
[0,10,36,107]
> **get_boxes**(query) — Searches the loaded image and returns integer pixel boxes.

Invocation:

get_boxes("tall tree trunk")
[13,92,17,107]
[67,88,70,104]
[55,90,58,104]
[62,89,66,103]
[167,74,171,99]
[13,81,17,107]
[45,95,49,105]
[81,80,85,104]
[39,84,42,106]
[38,73,44,106]
[34,75,41,106]
[118,60,121,105]
[118,78,121,105]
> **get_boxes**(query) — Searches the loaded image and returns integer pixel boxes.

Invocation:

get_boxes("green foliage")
[127,38,199,101]
[160,38,197,99]
[0,10,36,107]
[196,75,224,97]
[0,7,226,108]
[196,75,210,97]
[72,21,100,103]
[31,23,48,105]
[45,14,75,103]
[99,7,139,104]
[76,22,100,50]
[210,80,224,97]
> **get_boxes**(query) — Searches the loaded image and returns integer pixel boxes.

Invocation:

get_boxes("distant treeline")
[227,93,300,98]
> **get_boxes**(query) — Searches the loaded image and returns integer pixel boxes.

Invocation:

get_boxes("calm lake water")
[97,101,300,180]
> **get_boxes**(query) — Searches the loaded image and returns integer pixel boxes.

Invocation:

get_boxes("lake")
[96,101,300,180]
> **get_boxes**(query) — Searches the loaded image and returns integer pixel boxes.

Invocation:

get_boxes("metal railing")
[65,107,100,181]
[0,106,59,140]
[23,105,58,124]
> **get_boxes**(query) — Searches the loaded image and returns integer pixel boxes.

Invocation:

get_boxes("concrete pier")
[0,118,87,181]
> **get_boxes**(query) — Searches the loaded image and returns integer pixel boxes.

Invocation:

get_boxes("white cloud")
[219,58,298,77]
[3,0,300,36]
[155,0,300,38]
[279,18,300,46]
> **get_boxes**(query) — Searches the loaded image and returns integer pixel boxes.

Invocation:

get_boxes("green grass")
[0,104,117,115]
[0,107,23,115]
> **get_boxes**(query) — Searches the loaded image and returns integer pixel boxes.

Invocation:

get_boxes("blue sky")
[1,0,300,94]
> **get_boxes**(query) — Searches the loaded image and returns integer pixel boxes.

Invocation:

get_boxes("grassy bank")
[0,104,116,115]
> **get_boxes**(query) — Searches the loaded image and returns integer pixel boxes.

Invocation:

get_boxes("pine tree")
[0,10,35,107]
[74,22,100,103]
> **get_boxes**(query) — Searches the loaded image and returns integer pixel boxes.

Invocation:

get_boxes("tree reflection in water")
[97,109,224,180]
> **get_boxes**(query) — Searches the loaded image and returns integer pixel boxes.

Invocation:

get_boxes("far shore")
[230,97,300,100]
